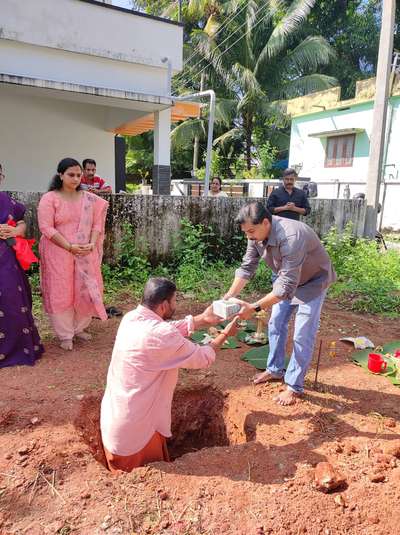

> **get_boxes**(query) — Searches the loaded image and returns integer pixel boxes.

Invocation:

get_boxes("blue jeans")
[266,290,327,393]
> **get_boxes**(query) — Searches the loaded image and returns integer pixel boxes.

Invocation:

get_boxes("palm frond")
[171,118,205,147]
[277,36,336,77]
[215,98,237,126]
[213,127,243,147]
[161,1,178,18]
[245,0,261,65]
[268,130,291,151]
[204,14,220,37]
[196,44,237,92]
[278,74,337,99]
[256,0,316,69]
[231,63,262,95]
[186,0,212,21]
[256,99,288,125]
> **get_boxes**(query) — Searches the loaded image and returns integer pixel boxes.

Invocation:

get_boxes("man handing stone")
[224,202,336,406]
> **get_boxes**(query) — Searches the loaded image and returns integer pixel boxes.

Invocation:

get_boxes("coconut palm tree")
[173,0,337,170]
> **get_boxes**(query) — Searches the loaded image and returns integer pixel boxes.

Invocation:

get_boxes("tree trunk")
[245,114,253,170]
[193,137,200,170]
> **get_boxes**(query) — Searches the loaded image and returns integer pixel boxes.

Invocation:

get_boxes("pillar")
[364,0,396,237]
[153,108,171,195]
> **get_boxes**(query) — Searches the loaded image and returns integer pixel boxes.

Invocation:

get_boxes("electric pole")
[364,0,396,237]
[178,0,182,22]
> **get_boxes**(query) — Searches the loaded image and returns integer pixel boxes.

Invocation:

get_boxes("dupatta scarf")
[74,192,108,321]
[0,193,24,261]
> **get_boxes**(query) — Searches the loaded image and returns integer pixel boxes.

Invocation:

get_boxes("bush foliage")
[29,221,400,317]
[323,225,400,315]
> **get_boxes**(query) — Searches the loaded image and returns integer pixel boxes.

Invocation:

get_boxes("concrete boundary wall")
[8,193,366,264]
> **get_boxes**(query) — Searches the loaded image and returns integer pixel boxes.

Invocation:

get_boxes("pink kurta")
[38,190,108,320]
[100,305,216,456]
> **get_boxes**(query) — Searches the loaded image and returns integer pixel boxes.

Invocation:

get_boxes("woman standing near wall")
[0,164,44,367]
[209,177,228,197]
[38,158,108,351]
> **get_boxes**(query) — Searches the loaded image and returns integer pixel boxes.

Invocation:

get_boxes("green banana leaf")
[190,330,239,349]
[351,340,400,386]
[217,320,256,332]
[240,345,269,369]
[191,330,208,343]
[240,346,291,370]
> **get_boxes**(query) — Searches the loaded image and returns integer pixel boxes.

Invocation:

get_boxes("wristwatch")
[254,304,262,313]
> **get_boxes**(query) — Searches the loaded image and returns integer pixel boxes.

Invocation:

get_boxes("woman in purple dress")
[0,164,44,367]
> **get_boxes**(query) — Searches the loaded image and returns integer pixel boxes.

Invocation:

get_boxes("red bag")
[7,219,39,270]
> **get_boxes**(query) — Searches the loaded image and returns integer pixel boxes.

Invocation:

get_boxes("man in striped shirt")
[81,159,112,193]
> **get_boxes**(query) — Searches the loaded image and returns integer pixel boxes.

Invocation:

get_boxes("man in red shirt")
[81,159,112,193]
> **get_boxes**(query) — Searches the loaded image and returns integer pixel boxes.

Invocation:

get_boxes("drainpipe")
[173,90,216,197]
[159,61,215,197]
[161,57,172,96]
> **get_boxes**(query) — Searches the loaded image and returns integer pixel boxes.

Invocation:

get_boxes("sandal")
[75,331,92,341]
[106,306,123,318]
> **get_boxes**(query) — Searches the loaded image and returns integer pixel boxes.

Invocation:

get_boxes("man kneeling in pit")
[100,277,238,472]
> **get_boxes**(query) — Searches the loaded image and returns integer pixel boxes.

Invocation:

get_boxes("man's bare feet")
[273,388,303,406]
[253,370,283,385]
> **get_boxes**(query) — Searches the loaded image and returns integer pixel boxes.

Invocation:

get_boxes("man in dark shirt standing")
[267,168,311,221]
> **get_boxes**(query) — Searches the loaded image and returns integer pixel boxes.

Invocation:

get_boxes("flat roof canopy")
[308,128,365,138]
[0,73,172,111]
[113,102,201,135]
[0,73,200,134]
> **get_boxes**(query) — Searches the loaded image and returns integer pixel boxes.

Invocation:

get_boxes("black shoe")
[106,306,123,318]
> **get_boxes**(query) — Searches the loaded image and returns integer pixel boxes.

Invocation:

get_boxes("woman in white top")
[209,177,228,197]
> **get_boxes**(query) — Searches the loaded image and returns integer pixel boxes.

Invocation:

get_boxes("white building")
[0,0,196,193]
[287,78,400,230]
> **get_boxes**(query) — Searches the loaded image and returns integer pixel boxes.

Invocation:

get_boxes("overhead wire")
[177,2,269,90]
[174,4,265,85]
[174,0,249,81]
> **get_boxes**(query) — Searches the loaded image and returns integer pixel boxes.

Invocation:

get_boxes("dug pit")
[74,386,233,468]
[169,386,230,459]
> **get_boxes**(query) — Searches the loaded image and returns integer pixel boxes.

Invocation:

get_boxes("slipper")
[106,306,123,318]
[75,331,92,341]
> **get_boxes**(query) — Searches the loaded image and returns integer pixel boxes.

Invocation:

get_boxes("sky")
[111,0,133,8]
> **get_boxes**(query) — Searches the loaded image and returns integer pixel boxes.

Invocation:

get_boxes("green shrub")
[172,218,246,267]
[324,224,400,315]
[101,224,152,301]
[246,262,273,295]
[28,220,400,318]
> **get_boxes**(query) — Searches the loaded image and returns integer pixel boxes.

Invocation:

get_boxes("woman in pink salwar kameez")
[38,158,108,351]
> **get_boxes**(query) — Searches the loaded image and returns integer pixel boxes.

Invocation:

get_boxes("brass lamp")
[252,310,268,343]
